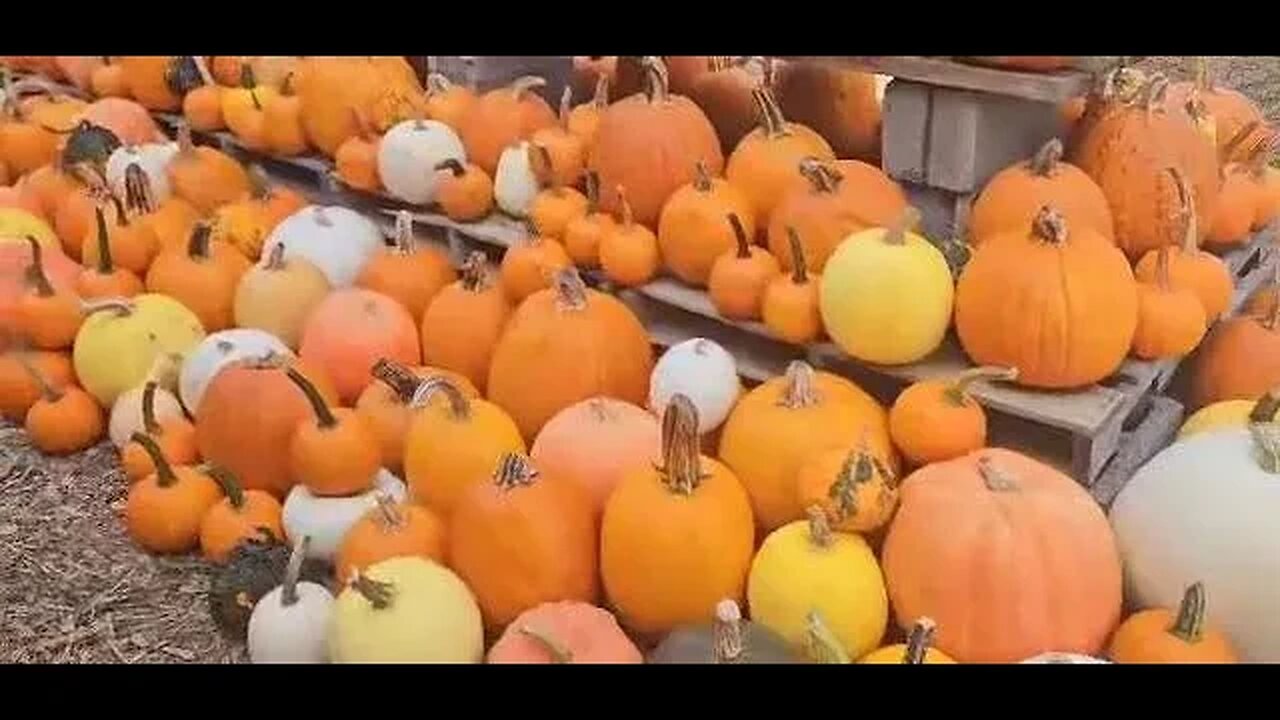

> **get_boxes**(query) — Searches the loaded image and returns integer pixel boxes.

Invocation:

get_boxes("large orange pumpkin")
[293,56,427,157]
[955,206,1139,389]
[1190,303,1280,410]
[299,288,421,405]
[419,251,511,396]
[773,59,883,162]
[588,56,724,228]
[882,448,1123,663]
[457,76,556,177]
[487,268,654,442]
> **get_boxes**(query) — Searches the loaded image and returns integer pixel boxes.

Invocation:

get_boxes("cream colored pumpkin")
[106,142,179,202]
[494,141,540,218]
[107,353,185,448]
[178,329,293,415]
[648,338,741,434]
[282,470,407,562]
[261,205,384,288]
[247,536,333,664]
[377,119,467,205]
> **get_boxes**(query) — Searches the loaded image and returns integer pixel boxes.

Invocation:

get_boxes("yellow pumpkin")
[858,618,957,664]
[72,295,206,407]
[1178,390,1280,441]
[819,208,954,365]
[746,508,889,660]
[0,208,59,248]
[329,556,484,663]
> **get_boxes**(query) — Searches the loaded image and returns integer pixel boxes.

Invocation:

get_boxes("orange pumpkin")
[529,397,661,515]
[794,439,899,535]
[299,288,422,404]
[124,433,222,554]
[354,358,479,473]
[221,65,278,152]
[566,75,610,149]
[888,367,1018,467]
[1108,582,1238,663]
[450,452,598,630]
[498,227,571,304]
[209,167,306,261]
[293,56,428,158]
[689,57,766,156]
[423,73,477,131]
[333,108,382,193]
[1131,245,1208,361]
[120,381,198,484]
[774,59,883,162]
[145,223,250,332]
[761,227,821,344]
[76,206,144,299]
[1165,57,1265,158]
[117,57,184,111]
[487,268,654,441]
[285,366,381,497]
[707,212,779,321]
[21,165,77,222]
[562,171,617,268]
[355,211,456,323]
[334,491,447,583]
[458,76,556,176]
[90,60,128,99]
[183,81,225,133]
[54,184,101,262]
[79,193,157,276]
[529,87,586,189]
[528,145,588,240]
[435,158,493,222]
[1190,303,1280,410]
[167,126,251,215]
[263,74,309,157]
[198,465,285,563]
[0,348,74,421]
[17,359,102,456]
[15,238,82,350]
[657,160,756,286]
[882,449,1124,663]
[419,252,512,395]
[599,185,659,288]
[0,234,79,337]
[601,395,755,636]
[1208,123,1266,248]
[589,56,724,228]
[487,601,643,664]
[1134,169,1233,321]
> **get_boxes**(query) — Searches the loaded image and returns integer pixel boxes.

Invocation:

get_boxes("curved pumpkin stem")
[493,453,540,491]
[129,431,178,488]
[785,227,809,285]
[615,185,634,229]
[882,208,921,247]
[349,571,395,610]
[13,352,60,403]
[558,86,573,129]
[778,361,822,409]
[24,237,54,297]
[510,75,546,102]
[552,267,590,312]
[518,625,573,663]
[902,617,939,664]
[140,380,163,435]
[285,366,338,429]
[458,251,493,292]
[91,206,116,275]
[590,74,610,109]
[1027,138,1064,177]
[640,57,670,104]
[712,599,745,664]
[727,213,752,259]
[370,358,422,405]
[409,375,473,420]
[1167,582,1207,644]
[692,160,714,193]
[435,158,467,178]
[656,394,706,496]
[944,366,1018,406]
[205,464,247,511]
[804,609,851,664]
[1165,167,1199,254]
[583,170,602,214]
[750,87,791,139]
[80,297,135,318]
[373,490,405,529]
[797,157,841,194]
[280,535,309,608]
[976,455,1019,492]
[1249,386,1280,423]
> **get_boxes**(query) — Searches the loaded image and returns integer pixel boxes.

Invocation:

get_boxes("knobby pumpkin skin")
[487,600,643,664]
[355,211,456,324]
[599,185,660,288]
[1190,301,1280,410]
[719,360,895,532]
[487,268,654,442]
[562,171,618,268]
[708,212,779,321]
[601,396,755,637]
[1131,245,1208,361]
[969,138,1114,246]
[761,227,822,344]
[299,288,421,404]
[334,491,447,584]
[1108,582,1238,663]
[657,161,755,286]
[285,366,381,497]
[955,206,1138,389]
[419,252,511,395]
[449,453,598,630]
[794,440,899,535]
[889,367,1018,467]
[882,448,1123,663]
[859,618,957,664]
[355,358,478,473]
[198,465,285,563]
[458,76,556,176]
[125,433,222,554]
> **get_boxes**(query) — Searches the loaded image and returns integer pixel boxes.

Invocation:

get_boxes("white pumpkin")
[282,469,406,562]
[107,352,185,448]
[261,205,384,288]
[106,142,179,202]
[494,141,540,218]
[648,338,741,434]
[179,329,293,415]
[1020,652,1110,664]
[1109,424,1280,663]
[247,536,334,664]
[377,119,467,205]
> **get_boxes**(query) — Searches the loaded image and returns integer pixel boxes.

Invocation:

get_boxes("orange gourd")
[499,226,571,304]
[285,366,380,497]
[333,109,382,193]
[355,211,456,323]
[198,465,285,563]
[15,237,82,350]
[562,171,617,268]
[529,397,661,515]
[423,73,477,130]
[601,395,755,636]
[889,367,1018,467]
[459,76,556,176]
[1190,302,1280,410]
[599,185,659,288]
[120,381,198,484]
[566,75,610,149]
[589,57,725,228]
[955,206,1139,389]
[18,357,102,456]
[334,491,447,583]
[708,212,779,321]
[657,160,756,286]
[795,439,899,535]
[882,449,1124,663]
[76,206,143,299]
[487,268,654,441]
[354,358,479,473]
[1132,245,1209,361]
[450,453,598,630]
[116,57,183,111]
[1134,169,1233,321]
[725,87,835,229]
[167,126,251,215]
[1108,582,1238,663]
[125,432,222,553]
[435,158,493,222]
[0,348,74,421]
[761,227,821,344]
[299,288,422,404]
[529,88,586,189]
[419,252,512,395]
[718,361,896,531]
[528,145,588,240]
[263,73,309,157]
[487,601,643,664]
[145,223,249,332]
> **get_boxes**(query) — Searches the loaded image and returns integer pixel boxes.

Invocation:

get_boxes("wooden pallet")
[777,57,1091,104]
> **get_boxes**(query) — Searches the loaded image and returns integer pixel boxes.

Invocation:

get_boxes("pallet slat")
[780,57,1092,104]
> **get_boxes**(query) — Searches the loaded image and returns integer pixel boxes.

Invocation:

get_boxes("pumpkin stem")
[1155,243,1174,292]
[1030,206,1069,246]
[239,65,263,111]
[976,456,1019,492]
[205,464,246,511]
[80,297,135,318]
[558,86,573,129]
[425,73,453,96]
[409,375,472,420]
[785,227,809,284]
[23,237,54,297]
[1167,581,1208,644]
[640,57,670,104]
[129,431,178,488]
[584,170,602,214]
[373,490,405,529]
[902,617,939,664]
[806,505,833,548]
[1141,75,1170,114]
[1027,138,1064,177]
[518,625,573,663]
[1165,168,1199,254]
[263,242,287,271]
[1249,387,1280,423]
[510,76,547,103]
[751,87,790,139]
[711,599,745,664]
[349,571,395,610]
[458,251,493,292]
[797,157,840,194]
[804,609,851,664]
[192,56,215,87]
[529,143,557,190]
[944,366,1018,406]
[123,163,156,216]
[391,211,415,256]
[186,223,213,261]
[280,535,309,608]
[657,394,707,496]
[590,74,610,109]
[692,161,713,193]
[13,352,60,403]
[1222,120,1263,167]
[140,380,163,435]
[435,158,467,179]
[727,213,752,259]
[91,206,117,275]
[586,397,616,423]
[494,453,540,491]
[778,361,821,409]
[883,207,921,247]
[108,192,130,229]
[285,366,338,429]
[1248,422,1280,473]
[552,267,590,312]
[370,358,422,405]
[616,185,634,229]
[177,124,195,155]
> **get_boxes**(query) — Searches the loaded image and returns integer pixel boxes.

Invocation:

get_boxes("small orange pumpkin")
[354,357,479,473]
[1132,244,1209,361]
[79,193,157,276]
[183,75,225,133]
[1108,582,1238,663]
[262,73,309,157]
[355,211,456,323]
[17,356,102,456]
[423,73,478,130]
[198,465,285,563]
[499,226,571,304]
[761,227,821,344]
[144,223,250,332]
[599,185,659,288]
[221,65,277,152]
[334,491,448,583]
[562,171,617,268]
[285,366,381,497]
[167,126,252,215]
[657,160,756,286]
[0,348,74,421]
[435,159,493,222]
[124,432,222,553]
[528,145,588,240]
[15,237,82,350]
[567,75,610,148]
[120,380,199,484]
[708,212,780,321]
[889,367,1018,467]
[76,206,144,299]
[419,252,512,395]
[333,108,382,193]
[529,88,586,190]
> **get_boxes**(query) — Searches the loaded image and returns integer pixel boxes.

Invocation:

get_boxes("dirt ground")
[3,56,1279,665]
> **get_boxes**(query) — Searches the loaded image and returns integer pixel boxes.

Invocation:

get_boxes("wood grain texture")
[778,56,1091,104]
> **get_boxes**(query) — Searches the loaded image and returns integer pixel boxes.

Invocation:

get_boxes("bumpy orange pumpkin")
[420,252,511,395]
[795,438,899,534]
[657,161,755,286]
[458,76,556,176]
[889,367,1018,467]
[355,211,456,323]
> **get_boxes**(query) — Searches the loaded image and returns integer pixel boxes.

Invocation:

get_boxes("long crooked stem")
[785,227,809,284]
[205,464,246,511]
[13,353,60,403]
[129,431,178,488]
[285,367,338,429]
[140,381,163,435]
[23,237,54,297]
[727,213,752,259]
[370,358,422,405]
[409,375,472,420]
[943,366,1018,406]
[657,394,706,496]
[92,206,115,274]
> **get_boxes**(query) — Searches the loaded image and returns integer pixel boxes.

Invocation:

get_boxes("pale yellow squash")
[1179,391,1280,441]
[73,294,206,406]
[0,208,59,248]
[819,208,953,365]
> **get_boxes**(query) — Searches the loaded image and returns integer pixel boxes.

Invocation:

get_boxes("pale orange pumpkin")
[299,288,422,404]
[354,211,456,323]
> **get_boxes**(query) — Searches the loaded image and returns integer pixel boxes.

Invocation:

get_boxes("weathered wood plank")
[637,278,776,342]
[779,57,1091,104]
[881,81,931,185]
[1090,396,1184,509]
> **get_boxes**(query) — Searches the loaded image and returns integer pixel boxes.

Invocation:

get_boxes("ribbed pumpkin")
[299,288,421,404]
[657,160,755,286]
[487,601,643,664]
[774,59,883,162]
[718,361,895,531]
[145,224,250,332]
[955,206,1138,389]
[354,358,478,473]
[970,138,1114,246]
[449,453,598,630]
[458,76,555,176]
[1131,245,1208,361]
[588,56,724,228]
[725,87,835,229]
[1190,303,1280,410]
[601,395,755,637]
[1070,75,1219,258]
[889,367,1018,467]
[487,268,653,441]
[354,212,455,324]
[1108,582,1238,663]
[882,448,1123,663]
[419,252,511,395]
[707,212,779,321]
[293,57,427,157]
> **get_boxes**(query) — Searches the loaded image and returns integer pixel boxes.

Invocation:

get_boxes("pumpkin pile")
[2,56,1277,664]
